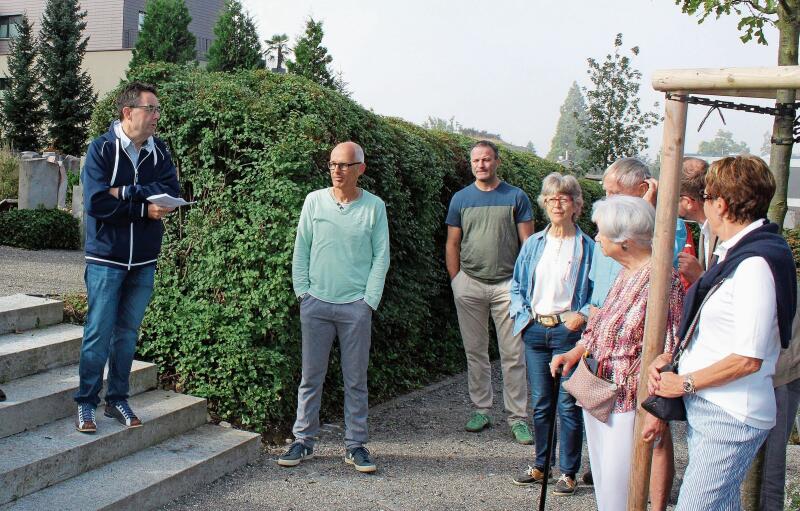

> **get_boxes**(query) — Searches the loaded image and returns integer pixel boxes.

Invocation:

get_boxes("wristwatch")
[682,374,697,395]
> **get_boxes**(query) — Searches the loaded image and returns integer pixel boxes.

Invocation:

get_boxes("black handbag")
[641,362,686,421]
[641,279,726,422]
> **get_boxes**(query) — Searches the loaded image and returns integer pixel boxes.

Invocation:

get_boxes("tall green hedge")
[91,64,603,431]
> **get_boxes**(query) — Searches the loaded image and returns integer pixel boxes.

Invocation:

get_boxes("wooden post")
[626,92,688,511]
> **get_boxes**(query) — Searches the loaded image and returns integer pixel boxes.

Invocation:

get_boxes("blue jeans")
[74,263,155,406]
[523,322,583,475]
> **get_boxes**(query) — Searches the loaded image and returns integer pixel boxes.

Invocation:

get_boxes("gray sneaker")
[277,441,313,467]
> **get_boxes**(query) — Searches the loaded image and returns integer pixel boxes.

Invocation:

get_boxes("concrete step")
[0,423,260,511]
[0,295,63,336]
[0,390,209,506]
[0,323,83,383]
[0,361,157,439]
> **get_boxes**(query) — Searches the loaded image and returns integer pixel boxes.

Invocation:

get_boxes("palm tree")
[264,33,290,74]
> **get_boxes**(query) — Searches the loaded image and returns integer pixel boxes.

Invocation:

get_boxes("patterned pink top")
[580,263,684,413]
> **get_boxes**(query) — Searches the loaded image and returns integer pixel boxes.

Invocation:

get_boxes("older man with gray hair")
[279,141,390,473]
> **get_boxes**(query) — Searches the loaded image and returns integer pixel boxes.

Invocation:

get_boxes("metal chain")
[665,92,800,144]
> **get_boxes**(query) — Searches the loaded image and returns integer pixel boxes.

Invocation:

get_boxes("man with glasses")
[279,141,390,473]
[76,81,179,433]
[445,140,534,444]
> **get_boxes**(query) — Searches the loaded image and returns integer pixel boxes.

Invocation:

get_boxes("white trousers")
[583,409,636,511]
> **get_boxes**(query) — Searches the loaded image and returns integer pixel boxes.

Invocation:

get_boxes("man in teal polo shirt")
[446,140,534,444]
[279,141,390,473]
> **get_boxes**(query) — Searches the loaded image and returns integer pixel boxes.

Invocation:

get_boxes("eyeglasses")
[543,196,573,207]
[130,104,161,114]
[327,161,363,171]
[701,192,716,202]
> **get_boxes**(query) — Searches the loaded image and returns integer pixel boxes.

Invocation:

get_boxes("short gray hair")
[603,157,651,190]
[591,195,655,246]
[537,172,584,220]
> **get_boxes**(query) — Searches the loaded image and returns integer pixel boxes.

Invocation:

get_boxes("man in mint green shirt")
[279,141,390,474]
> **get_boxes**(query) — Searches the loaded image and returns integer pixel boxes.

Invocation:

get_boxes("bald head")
[331,141,364,164]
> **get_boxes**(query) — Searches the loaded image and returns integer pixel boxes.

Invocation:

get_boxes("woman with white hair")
[550,195,684,510]
[509,173,594,495]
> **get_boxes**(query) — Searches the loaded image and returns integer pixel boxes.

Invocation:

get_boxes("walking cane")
[538,366,562,511]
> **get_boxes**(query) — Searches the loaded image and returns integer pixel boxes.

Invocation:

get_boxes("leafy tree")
[422,116,461,133]
[675,0,800,226]
[1,14,44,151]
[206,0,262,72]
[286,17,335,89]
[460,127,503,140]
[38,0,96,155]
[578,33,660,174]
[526,141,537,155]
[129,0,196,71]
[697,129,750,155]
[264,33,290,73]
[547,81,589,166]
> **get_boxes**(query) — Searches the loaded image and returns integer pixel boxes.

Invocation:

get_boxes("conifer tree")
[38,0,96,155]
[207,0,262,72]
[286,17,335,89]
[546,82,589,166]
[129,0,196,71]
[2,14,44,151]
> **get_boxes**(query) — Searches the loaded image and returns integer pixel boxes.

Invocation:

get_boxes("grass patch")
[61,292,87,325]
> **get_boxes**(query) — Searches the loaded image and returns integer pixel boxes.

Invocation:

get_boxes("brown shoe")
[76,403,97,433]
[553,474,577,495]
[512,466,549,486]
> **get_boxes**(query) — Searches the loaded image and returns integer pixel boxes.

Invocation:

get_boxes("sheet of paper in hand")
[146,194,196,208]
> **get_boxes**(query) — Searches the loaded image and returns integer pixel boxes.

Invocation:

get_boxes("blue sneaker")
[104,400,142,428]
[76,403,97,433]
[277,441,313,467]
[345,446,376,473]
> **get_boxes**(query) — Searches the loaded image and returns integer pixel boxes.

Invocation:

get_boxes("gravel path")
[162,365,800,511]
[0,246,85,296]
[0,247,796,510]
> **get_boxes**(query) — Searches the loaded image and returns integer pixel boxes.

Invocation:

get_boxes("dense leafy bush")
[783,227,800,277]
[0,208,79,250]
[0,146,19,200]
[91,64,601,431]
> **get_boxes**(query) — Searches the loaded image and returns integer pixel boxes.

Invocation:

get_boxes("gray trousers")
[292,295,372,449]
[760,378,800,511]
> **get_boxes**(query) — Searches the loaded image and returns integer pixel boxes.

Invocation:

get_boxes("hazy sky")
[240,0,780,160]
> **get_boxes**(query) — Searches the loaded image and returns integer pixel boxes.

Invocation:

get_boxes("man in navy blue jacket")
[75,81,179,433]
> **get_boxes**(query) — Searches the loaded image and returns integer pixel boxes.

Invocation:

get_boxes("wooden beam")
[626,92,688,511]
[652,66,800,93]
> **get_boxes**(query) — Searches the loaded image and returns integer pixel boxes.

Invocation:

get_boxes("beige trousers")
[451,270,528,423]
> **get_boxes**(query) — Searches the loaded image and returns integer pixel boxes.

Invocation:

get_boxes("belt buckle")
[539,315,557,327]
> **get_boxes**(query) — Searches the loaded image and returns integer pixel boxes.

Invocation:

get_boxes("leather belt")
[533,313,565,328]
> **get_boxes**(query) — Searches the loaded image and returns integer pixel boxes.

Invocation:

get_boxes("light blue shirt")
[113,120,154,168]
[588,219,688,307]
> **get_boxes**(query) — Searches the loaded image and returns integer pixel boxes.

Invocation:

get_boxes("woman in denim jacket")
[509,172,594,495]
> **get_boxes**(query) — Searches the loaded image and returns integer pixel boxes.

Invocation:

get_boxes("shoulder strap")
[673,278,726,364]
